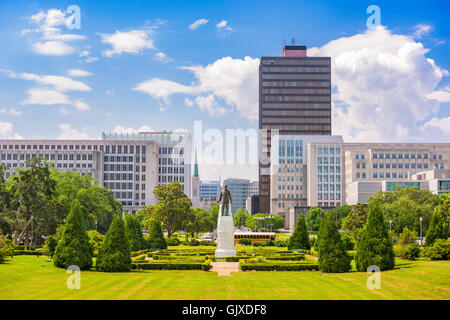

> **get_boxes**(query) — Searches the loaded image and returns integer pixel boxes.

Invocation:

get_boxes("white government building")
[0,131,192,214]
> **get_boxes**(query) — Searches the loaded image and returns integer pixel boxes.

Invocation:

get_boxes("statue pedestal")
[215,215,236,258]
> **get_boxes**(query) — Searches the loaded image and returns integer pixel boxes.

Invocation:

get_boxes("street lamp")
[389,219,392,232]
[419,216,423,246]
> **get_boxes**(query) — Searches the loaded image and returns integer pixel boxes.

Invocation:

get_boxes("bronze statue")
[218,185,232,216]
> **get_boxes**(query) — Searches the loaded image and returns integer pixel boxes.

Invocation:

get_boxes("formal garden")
[0,159,449,299]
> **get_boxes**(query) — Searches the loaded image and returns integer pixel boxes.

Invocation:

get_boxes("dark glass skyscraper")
[258,44,331,213]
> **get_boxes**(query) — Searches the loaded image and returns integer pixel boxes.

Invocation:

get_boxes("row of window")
[372,163,436,170]
[277,176,304,182]
[318,193,341,201]
[262,81,330,87]
[278,193,304,199]
[158,175,185,183]
[263,95,330,102]
[262,88,330,95]
[372,153,443,160]
[1,153,93,161]
[318,175,341,183]
[159,147,184,155]
[1,162,92,169]
[0,144,150,154]
[278,185,303,190]
[277,167,304,173]
[159,158,185,165]
[159,166,184,174]
[262,66,330,73]
[317,166,341,173]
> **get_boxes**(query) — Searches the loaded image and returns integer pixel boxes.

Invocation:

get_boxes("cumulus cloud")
[100,29,155,57]
[154,52,172,63]
[58,124,90,139]
[195,94,229,116]
[216,20,233,31]
[308,26,449,142]
[22,88,72,105]
[113,125,154,135]
[189,19,209,30]
[184,97,194,107]
[67,69,92,77]
[24,9,86,56]
[134,56,259,118]
[18,72,91,92]
[426,86,450,103]
[0,122,22,139]
[0,108,22,116]
[413,24,433,39]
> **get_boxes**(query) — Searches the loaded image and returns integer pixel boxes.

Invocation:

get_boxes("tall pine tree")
[148,220,167,249]
[124,213,146,251]
[355,205,395,271]
[288,215,310,250]
[96,215,131,272]
[317,215,351,273]
[53,199,93,270]
[425,211,446,246]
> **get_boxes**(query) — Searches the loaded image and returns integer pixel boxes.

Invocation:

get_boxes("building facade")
[258,44,332,213]
[0,131,192,214]
[224,178,250,214]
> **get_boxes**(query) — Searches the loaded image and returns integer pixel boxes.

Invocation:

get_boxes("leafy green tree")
[399,227,418,245]
[305,207,325,231]
[288,215,310,250]
[355,205,395,272]
[423,239,450,260]
[233,208,250,227]
[209,204,220,229]
[96,215,131,272]
[0,234,13,263]
[368,187,439,235]
[147,220,167,250]
[403,243,421,260]
[149,182,192,237]
[53,199,93,270]
[185,207,215,238]
[425,211,447,246]
[87,230,104,252]
[317,215,351,273]
[246,213,284,231]
[124,213,146,251]
[435,194,450,237]
[342,203,368,247]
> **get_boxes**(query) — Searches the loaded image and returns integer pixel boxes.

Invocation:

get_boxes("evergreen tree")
[355,205,395,271]
[317,215,351,273]
[148,220,167,249]
[425,211,446,246]
[288,215,310,250]
[96,215,131,272]
[124,212,146,251]
[53,199,93,270]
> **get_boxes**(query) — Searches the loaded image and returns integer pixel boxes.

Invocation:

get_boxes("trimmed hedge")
[13,250,42,256]
[239,261,318,271]
[131,260,211,271]
[130,249,148,257]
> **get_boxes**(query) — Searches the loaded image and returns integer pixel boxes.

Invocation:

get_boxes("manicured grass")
[0,255,449,299]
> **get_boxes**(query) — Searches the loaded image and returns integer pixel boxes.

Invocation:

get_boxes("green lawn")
[0,255,449,299]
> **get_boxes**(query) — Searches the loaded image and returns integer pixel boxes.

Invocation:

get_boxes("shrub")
[275,239,288,247]
[124,213,146,251]
[288,215,310,250]
[423,239,450,260]
[393,245,407,257]
[167,237,181,246]
[44,235,58,257]
[147,220,167,250]
[130,249,147,257]
[96,215,131,272]
[355,205,395,272]
[132,254,146,262]
[403,243,421,260]
[189,238,200,246]
[238,238,252,245]
[53,200,93,270]
[0,235,14,263]
[131,260,211,271]
[200,240,212,246]
[87,230,104,253]
[425,212,446,247]
[341,234,355,251]
[317,215,351,273]
[12,250,42,256]
[239,260,318,271]
[399,227,417,245]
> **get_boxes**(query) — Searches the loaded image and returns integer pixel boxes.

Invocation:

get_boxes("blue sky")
[0,0,449,180]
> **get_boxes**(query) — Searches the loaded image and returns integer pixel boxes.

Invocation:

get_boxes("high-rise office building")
[258,44,331,213]
[224,178,250,214]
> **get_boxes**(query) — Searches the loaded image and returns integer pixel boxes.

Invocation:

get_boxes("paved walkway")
[210,262,240,276]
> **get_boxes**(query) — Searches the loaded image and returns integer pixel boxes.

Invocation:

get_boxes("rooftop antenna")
[291,37,296,45]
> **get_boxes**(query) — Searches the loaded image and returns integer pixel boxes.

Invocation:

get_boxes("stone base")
[215,215,236,258]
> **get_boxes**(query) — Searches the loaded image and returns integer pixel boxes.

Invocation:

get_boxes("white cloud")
[426,86,450,103]
[73,100,91,111]
[308,25,449,142]
[22,88,72,105]
[58,124,90,139]
[113,125,154,135]
[100,29,155,57]
[154,52,172,63]
[134,56,259,118]
[189,19,209,30]
[413,24,433,39]
[80,50,98,63]
[18,73,91,92]
[25,9,86,56]
[67,69,92,77]
[0,122,22,139]
[422,117,450,136]
[195,94,229,116]
[216,20,233,31]
[0,108,22,116]
[31,41,74,56]
[184,97,194,107]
